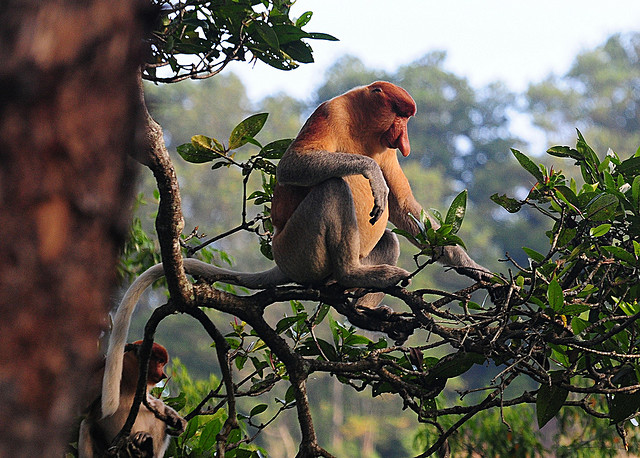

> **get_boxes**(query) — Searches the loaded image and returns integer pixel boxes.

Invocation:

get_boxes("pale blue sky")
[230,0,640,101]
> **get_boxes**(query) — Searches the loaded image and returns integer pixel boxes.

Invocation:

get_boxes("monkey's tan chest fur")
[344,175,388,258]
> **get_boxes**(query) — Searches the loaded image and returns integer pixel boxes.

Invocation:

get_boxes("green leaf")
[522,247,546,263]
[585,193,619,221]
[547,145,582,160]
[249,403,268,417]
[632,175,640,210]
[536,378,569,428]
[602,246,637,265]
[426,352,484,383]
[295,11,313,27]
[590,223,611,237]
[490,193,522,213]
[283,40,314,63]
[555,186,579,208]
[307,32,339,41]
[164,391,187,412]
[548,279,564,312]
[228,113,268,150]
[260,138,293,159]
[177,142,216,164]
[192,134,224,153]
[558,303,590,316]
[618,157,640,178]
[285,385,296,404]
[316,338,338,361]
[275,315,305,334]
[253,22,280,50]
[576,129,600,169]
[512,149,544,182]
[198,417,222,450]
[273,24,310,45]
[444,190,467,234]
[182,416,200,441]
[571,317,590,335]
[313,303,330,325]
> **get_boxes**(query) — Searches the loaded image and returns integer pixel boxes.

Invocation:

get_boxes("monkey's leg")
[353,229,401,311]
[274,178,409,288]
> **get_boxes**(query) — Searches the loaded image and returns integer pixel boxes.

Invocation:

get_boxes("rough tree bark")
[0,0,147,454]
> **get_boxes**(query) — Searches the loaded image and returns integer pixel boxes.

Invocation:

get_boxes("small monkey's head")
[125,340,169,385]
[359,81,417,156]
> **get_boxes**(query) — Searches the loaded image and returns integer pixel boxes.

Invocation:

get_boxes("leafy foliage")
[144,0,337,83]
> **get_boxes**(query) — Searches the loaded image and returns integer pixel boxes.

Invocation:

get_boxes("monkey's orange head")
[364,81,416,156]
[126,340,169,385]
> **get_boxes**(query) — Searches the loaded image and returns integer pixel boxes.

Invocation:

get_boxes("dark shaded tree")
[0,0,147,454]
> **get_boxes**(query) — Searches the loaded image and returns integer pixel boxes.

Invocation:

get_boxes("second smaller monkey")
[78,341,186,458]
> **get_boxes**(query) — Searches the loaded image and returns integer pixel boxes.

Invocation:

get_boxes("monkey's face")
[365,82,416,156]
[148,344,169,385]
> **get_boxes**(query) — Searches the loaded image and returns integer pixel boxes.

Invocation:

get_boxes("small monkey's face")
[148,343,169,385]
[127,340,169,385]
[364,82,416,156]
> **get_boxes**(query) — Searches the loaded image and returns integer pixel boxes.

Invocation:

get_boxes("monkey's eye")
[371,87,382,93]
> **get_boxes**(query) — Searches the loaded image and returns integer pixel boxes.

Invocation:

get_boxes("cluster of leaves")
[118,193,162,282]
[144,0,337,83]
[491,132,640,438]
[394,190,470,273]
[177,113,291,259]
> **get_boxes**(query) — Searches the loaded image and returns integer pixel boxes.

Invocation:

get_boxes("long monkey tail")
[101,258,290,418]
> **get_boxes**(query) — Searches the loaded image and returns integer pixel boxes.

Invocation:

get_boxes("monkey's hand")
[363,164,389,225]
[147,395,187,434]
[166,410,188,434]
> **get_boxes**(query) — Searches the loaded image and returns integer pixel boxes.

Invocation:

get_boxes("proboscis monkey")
[79,341,186,457]
[102,81,491,418]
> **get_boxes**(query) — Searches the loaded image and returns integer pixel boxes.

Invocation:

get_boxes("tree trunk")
[0,0,146,454]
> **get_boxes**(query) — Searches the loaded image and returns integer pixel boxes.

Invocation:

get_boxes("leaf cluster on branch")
[143,0,337,83]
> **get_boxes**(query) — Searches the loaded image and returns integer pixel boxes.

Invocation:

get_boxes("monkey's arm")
[146,394,187,433]
[277,149,389,224]
[381,152,492,281]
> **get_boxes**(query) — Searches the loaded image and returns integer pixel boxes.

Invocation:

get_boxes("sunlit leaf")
[512,149,544,182]
[177,142,216,163]
[445,190,467,234]
[602,246,636,265]
[590,223,611,237]
[295,11,313,27]
[229,113,268,150]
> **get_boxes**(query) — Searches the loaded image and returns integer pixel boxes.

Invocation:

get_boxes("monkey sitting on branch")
[78,341,186,457]
[101,81,493,423]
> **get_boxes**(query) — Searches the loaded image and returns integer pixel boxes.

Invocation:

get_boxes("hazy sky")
[229,0,640,101]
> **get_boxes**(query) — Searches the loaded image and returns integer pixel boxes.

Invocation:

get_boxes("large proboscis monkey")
[79,341,186,457]
[101,81,492,419]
